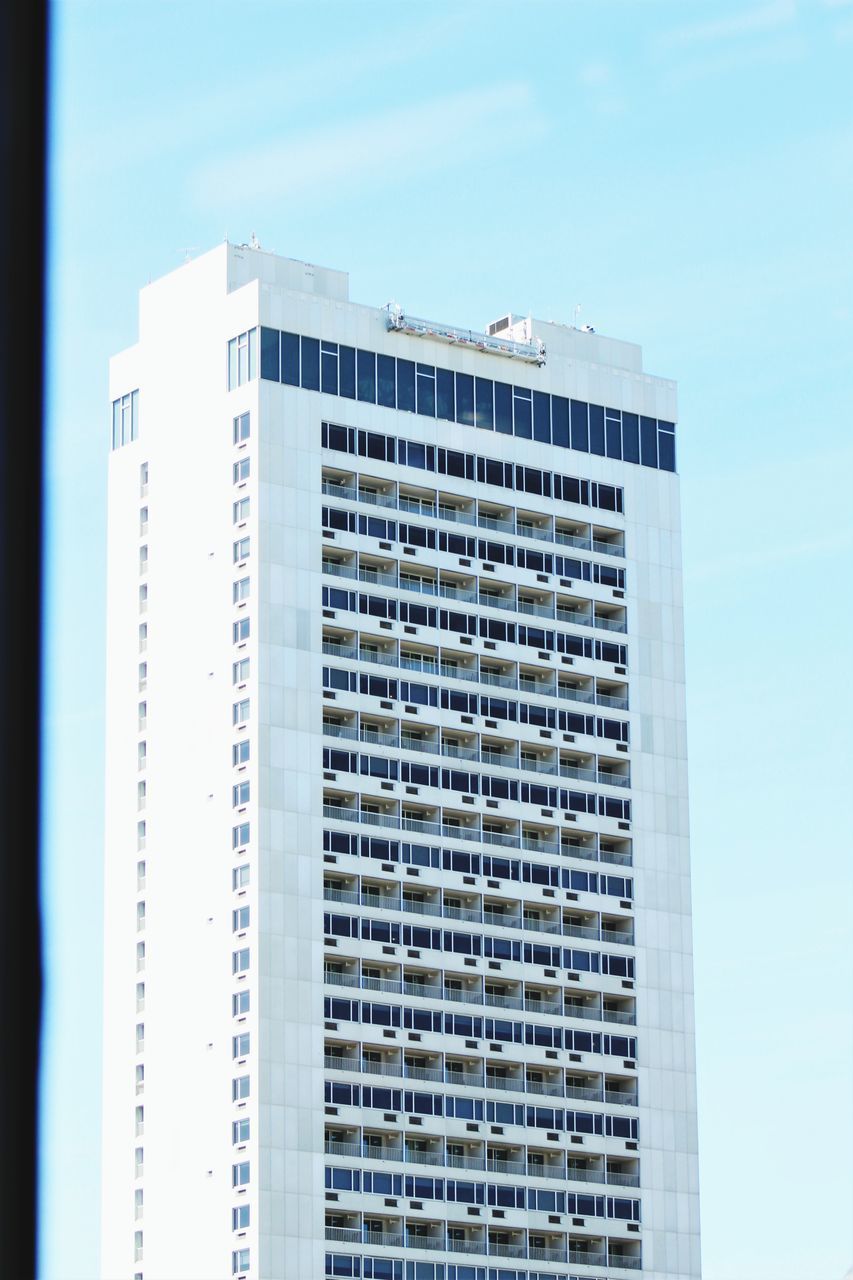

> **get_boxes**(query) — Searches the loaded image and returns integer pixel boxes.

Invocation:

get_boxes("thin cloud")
[657,0,797,49]
[190,82,547,208]
[62,14,465,177]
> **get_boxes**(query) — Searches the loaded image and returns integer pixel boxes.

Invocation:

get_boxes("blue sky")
[42,2,852,1277]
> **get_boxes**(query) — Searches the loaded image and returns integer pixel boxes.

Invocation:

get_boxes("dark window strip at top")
[260,325,676,473]
[321,422,624,516]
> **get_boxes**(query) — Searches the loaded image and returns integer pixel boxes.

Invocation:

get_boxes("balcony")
[323,1054,636,1108]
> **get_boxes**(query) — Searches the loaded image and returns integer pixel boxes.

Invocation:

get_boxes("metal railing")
[322,885,633,945]
[322,479,626,558]
[323,1054,632,1106]
[320,640,627,709]
[325,969,625,1023]
[324,717,630,789]
[322,804,632,867]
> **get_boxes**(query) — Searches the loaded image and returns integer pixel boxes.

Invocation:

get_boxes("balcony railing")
[322,1055,636,1108]
[322,804,632,867]
[322,561,627,633]
[322,885,633,945]
[322,479,626,557]
[320,640,626,709]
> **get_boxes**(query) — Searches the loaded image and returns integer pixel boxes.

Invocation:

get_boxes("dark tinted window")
[377,354,396,407]
[552,395,569,447]
[533,391,551,443]
[339,345,355,398]
[570,399,588,452]
[260,326,280,381]
[640,416,657,466]
[281,331,299,386]
[622,412,639,463]
[357,349,376,402]
[589,403,605,455]
[396,359,415,411]
[494,381,513,434]
[300,336,319,391]
[436,367,454,421]
[455,372,474,426]
[513,388,532,438]
[475,378,494,430]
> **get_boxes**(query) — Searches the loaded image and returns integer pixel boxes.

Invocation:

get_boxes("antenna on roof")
[250,231,262,250]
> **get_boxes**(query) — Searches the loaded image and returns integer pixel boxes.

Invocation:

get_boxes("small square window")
[233,457,250,483]
[233,990,250,1016]
[233,577,250,603]
[233,412,251,443]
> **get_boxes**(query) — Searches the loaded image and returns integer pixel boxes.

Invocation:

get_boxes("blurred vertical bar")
[0,0,47,1273]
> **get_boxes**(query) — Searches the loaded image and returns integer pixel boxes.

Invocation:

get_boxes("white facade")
[102,242,700,1280]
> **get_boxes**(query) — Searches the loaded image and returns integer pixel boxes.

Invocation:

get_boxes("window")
[233,1033,250,1059]
[232,823,250,849]
[233,577,250,603]
[232,1161,250,1187]
[136,820,146,850]
[134,1147,143,1177]
[233,700,250,725]
[137,779,146,809]
[111,389,139,449]
[233,740,250,766]
[233,456,250,483]
[137,740,147,770]
[136,941,145,971]
[232,1074,250,1100]
[233,659,250,684]
[135,1023,144,1052]
[232,1204,250,1230]
[233,537,250,563]
[135,1064,144,1094]
[232,1248,250,1274]
[135,1104,144,1135]
[134,1230,143,1262]
[227,330,258,390]
[233,864,250,889]
[138,701,147,729]
[138,662,147,690]
[233,906,250,931]
[233,412,250,443]
[136,860,146,890]
[134,1188,143,1219]
[233,498,250,523]
[139,545,148,575]
[233,780,250,806]
[233,618,250,643]
[138,583,148,612]
[233,948,250,973]
[139,506,148,534]
[140,461,148,494]
[233,1118,251,1145]
[233,990,250,1015]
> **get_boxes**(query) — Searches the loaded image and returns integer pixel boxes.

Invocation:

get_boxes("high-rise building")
[102,243,700,1280]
